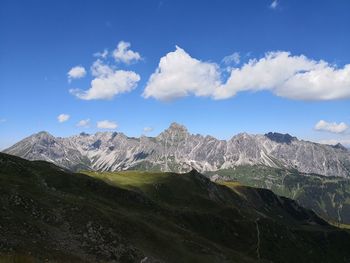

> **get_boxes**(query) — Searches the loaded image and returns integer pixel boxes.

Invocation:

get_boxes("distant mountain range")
[3,123,350,177]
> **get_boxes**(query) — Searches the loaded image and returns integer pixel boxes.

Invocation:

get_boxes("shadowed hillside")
[1,153,350,262]
[206,166,350,224]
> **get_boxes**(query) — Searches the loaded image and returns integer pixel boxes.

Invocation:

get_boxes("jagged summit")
[264,132,297,144]
[35,131,54,137]
[23,131,56,146]
[3,125,350,177]
[157,122,190,141]
[332,143,348,151]
[164,122,189,134]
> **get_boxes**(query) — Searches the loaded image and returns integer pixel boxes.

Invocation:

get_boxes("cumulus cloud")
[68,66,86,81]
[113,41,142,64]
[70,59,140,100]
[57,114,70,123]
[97,120,118,129]
[222,52,240,65]
[143,127,154,133]
[94,49,108,59]
[76,119,90,128]
[314,120,348,134]
[273,63,350,100]
[143,46,221,101]
[214,51,324,99]
[270,0,278,9]
[143,47,350,101]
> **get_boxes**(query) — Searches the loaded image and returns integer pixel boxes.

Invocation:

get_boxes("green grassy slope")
[1,153,350,262]
[205,165,350,224]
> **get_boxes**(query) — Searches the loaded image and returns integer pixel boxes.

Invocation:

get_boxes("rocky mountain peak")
[167,122,188,133]
[36,131,54,137]
[265,132,297,144]
[157,122,190,140]
[33,131,56,143]
[332,143,348,151]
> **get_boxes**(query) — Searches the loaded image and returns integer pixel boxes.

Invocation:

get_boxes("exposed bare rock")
[3,123,350,177]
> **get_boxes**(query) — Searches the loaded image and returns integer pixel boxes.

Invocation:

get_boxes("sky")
[1,0,350,149]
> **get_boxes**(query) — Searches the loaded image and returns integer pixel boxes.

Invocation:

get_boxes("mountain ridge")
[3,122,350,177]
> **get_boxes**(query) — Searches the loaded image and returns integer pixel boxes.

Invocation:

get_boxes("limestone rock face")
[4,123,350,177]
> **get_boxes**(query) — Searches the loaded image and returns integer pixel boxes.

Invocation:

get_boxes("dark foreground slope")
[206,166,350,224]
[1,153,350,263]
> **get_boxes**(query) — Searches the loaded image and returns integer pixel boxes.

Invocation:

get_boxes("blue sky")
[1,0,350,149]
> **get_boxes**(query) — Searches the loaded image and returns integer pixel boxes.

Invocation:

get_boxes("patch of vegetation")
[205,165,350,224]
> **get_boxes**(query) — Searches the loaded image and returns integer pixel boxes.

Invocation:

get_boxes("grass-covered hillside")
[1,153,350,262]
[205,165,350,225]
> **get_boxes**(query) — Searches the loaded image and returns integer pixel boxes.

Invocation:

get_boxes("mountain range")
[3,122,350,177]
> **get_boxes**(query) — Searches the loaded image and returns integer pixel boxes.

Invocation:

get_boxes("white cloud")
[143,127,154,133]
[222,52,240,65]
[94,49,108,59]
[270,0,278,9]
[97,120,118,129]
[76,119,90,128]
[68,66,86,81]
[214,51,322,99]
[314,120,348,134]
[70,59,140,100]
[143,46,221,101]
[91,59,115,77]
[57,114,70,123]
[0,118,6,123]
[274,63,350,100]
[144,47,350,101]
[113,41,142,64]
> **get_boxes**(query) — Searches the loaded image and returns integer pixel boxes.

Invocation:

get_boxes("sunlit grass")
[81,170,171,191]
